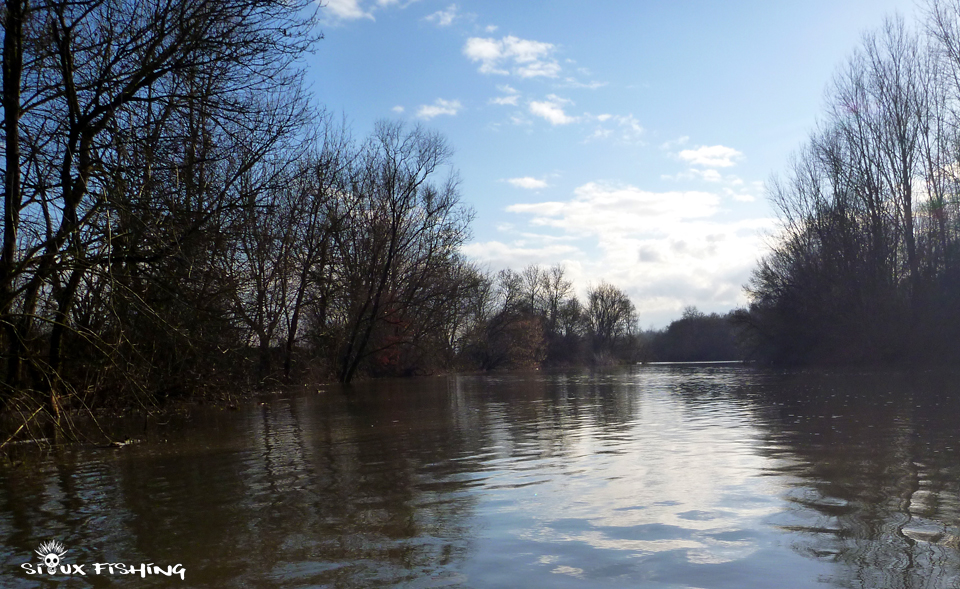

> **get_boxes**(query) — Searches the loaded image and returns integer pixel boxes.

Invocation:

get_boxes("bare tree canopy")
[586,282,637,351]
[0,0,319,420]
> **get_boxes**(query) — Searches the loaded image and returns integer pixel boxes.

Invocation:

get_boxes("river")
[2,365,959,588]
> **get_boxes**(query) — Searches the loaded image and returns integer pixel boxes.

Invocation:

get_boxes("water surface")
[2,365,960,588]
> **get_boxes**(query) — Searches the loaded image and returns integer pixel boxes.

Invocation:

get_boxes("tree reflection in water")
[739,370,960,589]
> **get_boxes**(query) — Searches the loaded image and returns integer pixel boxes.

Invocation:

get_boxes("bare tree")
[586,282,637,353]
[540,264,573,333]
[330,121,471,383]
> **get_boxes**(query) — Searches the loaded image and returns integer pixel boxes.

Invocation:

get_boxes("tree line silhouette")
[644,308,743,363]
[739,1,960,366]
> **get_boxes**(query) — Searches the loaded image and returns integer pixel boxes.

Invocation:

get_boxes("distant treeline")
[642,308,743,363]
[739,1,960,366]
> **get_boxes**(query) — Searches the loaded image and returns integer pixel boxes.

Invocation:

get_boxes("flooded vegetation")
[3,366,959,588]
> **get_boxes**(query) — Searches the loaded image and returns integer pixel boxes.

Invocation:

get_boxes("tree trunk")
[1,0,27,401]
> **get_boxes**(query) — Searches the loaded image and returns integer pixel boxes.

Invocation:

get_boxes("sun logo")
[35,540,67,574]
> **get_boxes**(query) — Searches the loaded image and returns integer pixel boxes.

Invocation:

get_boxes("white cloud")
[517,60,561,78]
[561,78,607,89]
[508,182,720,231]
[660,136,690,150]
[416,98,462,120]
[529,95,577,125]
[502,37,554,63]
[323,0,373,20]
[588,128,613,140]
[509,114,531,126]
[490,85,520,105]
[662,169,757,201]
[376,0,424,6]
[425,4,457,26]
[391,105,405,113]
[587,114,644,143]
[463,35,561,78]
[617,114,643,135]
[724,185,757,202]
[491,85,519,105]
[485,24,498,32]
[461,241,581,270]
[323,0,422,21]
[692,168,722,182]
[678,145,743,168]
[463,38,508,74]
[506,177,548,190]
[461,181,774,327]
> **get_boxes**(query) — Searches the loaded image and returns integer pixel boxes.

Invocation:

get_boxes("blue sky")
[309,0,919,327]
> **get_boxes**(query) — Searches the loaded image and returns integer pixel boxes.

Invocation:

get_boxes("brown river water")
[2,365,960,588]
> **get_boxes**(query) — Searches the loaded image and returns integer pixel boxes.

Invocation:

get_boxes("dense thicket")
[742,2,960,365]
[644,307,744,362]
